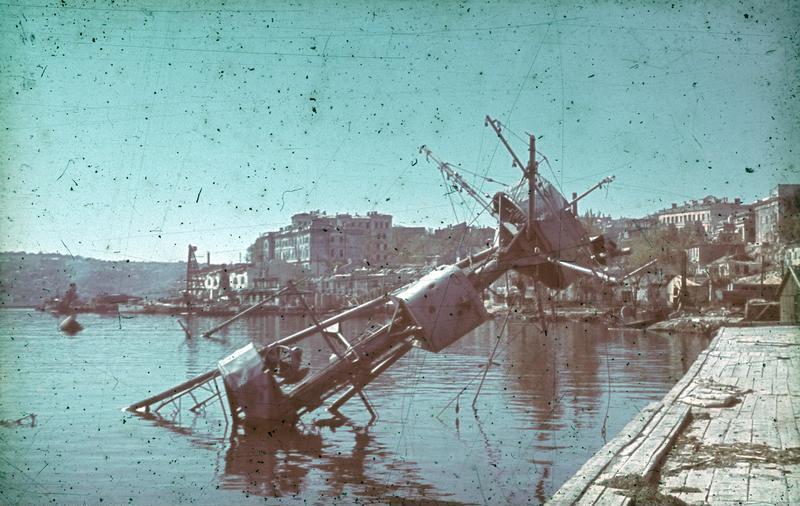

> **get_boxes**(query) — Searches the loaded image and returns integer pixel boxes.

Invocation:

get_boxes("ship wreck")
[125,116,653,431]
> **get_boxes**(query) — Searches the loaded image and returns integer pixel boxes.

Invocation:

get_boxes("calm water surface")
[0,308,709,504]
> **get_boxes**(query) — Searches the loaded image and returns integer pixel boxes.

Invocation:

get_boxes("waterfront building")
[201,263,251,300]
[250,211,393,276]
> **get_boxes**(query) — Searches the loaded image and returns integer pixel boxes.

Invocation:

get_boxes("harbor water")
[0,308,709,504]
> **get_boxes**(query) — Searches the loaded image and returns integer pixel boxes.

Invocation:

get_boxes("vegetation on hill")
[0,252,184,307]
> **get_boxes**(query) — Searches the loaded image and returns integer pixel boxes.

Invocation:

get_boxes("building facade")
[686,243,745,273]
[654,196,747,237]
[201,263,251,300]
[784,243,800,268]
[251,211,393,276]
[392,226,428,246]
[753,185,800,244]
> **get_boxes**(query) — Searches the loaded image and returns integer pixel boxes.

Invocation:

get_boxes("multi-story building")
[250,211,393,276]
[431,223,495,263]
[201,263,251,300]
[752,184,800,244]
[730,210,755,244]
[654,196,747,236]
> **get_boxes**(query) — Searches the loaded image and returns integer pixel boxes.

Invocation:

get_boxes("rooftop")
[656,195,744,215]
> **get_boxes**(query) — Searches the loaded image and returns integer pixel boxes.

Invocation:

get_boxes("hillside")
[0,252,185,307]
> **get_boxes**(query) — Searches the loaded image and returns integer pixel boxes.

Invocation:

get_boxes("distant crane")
[184,244,206,309]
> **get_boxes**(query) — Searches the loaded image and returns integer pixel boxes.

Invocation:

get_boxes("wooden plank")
[551,326,800,505]
[736,389,758,415]
[723,417,753,445]
[659,473,684,494]
[642,405,690,477]
[682,416,711,441]
[572,484,605,505]
[748,465,789,503]
[776,395,800,450]
[752,375,775,396]
[751,418,780,448]
[590,489,629,505]
[611,404,689,483]
[617,407,667,458]
[786,471,800,505]
[547,403,662,505]
[774,359,790,394]
[791,390,800,419]
[707,464,750,503]
[703,417,730,445]
[676,468,712,504]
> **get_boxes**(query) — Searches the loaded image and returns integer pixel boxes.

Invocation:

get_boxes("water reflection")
[221,426,323,498]
[0,309,710,504]
[314,427,440,502]
[220,424,441,502]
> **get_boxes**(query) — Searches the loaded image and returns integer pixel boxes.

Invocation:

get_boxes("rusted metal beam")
[419,145,495,216]
[272,293,389,348]
[327,341,414,413]
[124,294,390,414]
[485,115,526,172]
[562,176,615,213]
[527,133,536,242]
[125,370,219,413]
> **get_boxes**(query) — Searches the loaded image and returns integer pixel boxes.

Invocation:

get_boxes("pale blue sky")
[1,0,797,262]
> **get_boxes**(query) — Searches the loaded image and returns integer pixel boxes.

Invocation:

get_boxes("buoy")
[59,315,83,335]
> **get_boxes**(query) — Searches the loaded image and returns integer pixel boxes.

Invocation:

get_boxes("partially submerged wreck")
[125,116,647,431]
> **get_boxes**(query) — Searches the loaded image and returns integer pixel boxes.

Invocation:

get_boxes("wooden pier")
[549,325,800,505]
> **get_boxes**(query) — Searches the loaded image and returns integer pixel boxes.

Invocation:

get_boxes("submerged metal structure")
[125,116,645,430]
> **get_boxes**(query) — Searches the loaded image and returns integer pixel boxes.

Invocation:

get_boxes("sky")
[1,0,798,263]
